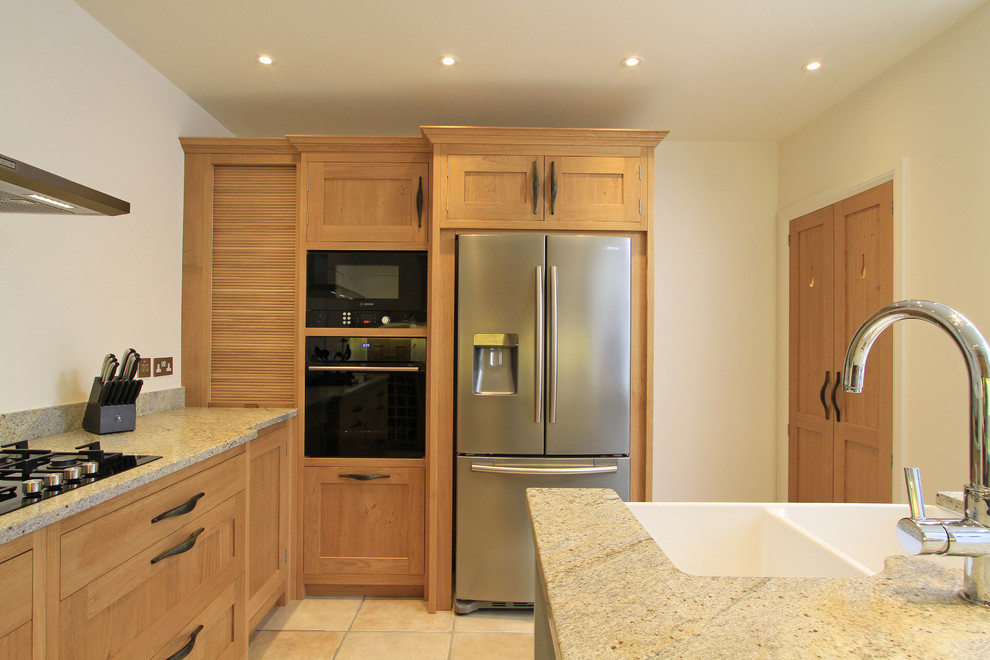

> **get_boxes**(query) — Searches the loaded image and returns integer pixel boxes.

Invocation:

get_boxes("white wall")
[653,141,780,501]
[0,0,231,412]
[778,2,990,503]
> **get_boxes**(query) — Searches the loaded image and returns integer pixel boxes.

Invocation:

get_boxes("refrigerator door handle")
[470,464,618,476]
[535,265,544,424]
[549,265,559,423]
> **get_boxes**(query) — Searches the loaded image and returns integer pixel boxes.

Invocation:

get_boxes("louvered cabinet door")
[210,165,297,407]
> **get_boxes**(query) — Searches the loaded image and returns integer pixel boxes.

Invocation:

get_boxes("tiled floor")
[250,596,535,659]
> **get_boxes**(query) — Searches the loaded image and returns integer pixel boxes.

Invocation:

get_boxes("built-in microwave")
[306,250,427,328]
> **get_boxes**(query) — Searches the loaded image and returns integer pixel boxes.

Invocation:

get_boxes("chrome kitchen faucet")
[842,300,990,606]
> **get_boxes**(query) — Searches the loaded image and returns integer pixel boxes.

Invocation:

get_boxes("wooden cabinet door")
[307,162,428,244]
[210,164,297,407]
[788,182,893,503]
[545,156,643,226]
[788,206,835,502]
[831,183,893,502]
[447,155,544,223]
[302,465,424,577]
[246,421,292,633]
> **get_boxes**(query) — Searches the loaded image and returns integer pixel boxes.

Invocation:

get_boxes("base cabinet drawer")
[151,580,243,660]
[0,533,39,660]
[59,493,243,659]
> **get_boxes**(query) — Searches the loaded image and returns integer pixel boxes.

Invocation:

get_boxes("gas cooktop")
[0,439,161,517]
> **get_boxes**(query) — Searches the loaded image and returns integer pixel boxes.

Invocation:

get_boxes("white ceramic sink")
[626,502,964,578]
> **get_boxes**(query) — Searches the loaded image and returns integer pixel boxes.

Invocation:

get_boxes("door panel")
[448,156,544,222]
[545,235,630,455]
[456,234,546,455]
[546,157,641,224]
[832,182,893,502]
[788,206,834,501]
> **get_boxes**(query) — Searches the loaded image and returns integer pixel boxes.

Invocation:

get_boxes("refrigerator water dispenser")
[472,333,518,395]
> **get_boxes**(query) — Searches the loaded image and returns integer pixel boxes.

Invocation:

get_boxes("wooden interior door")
[788,206,835,502]
[788,182,893,502]
[831,182,893,502]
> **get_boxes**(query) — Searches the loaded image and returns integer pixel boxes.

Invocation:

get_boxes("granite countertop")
[527,488,990,659]
[1,406,295,544]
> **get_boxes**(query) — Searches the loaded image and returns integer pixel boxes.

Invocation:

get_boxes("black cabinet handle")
[532,160,540,214]
[151,528,204,565]
[550,160,558,215]
[832,371,842,423]
[820,371,831,420]
[166,625,203,660]
[416,176,423,228]
[339,473,390,481]
[151,492,205,524]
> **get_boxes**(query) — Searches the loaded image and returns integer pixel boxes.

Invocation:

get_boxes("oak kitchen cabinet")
[54,449,246,660]
[301,463,425,595]
[0,531,43,660]
[180,139,299,409]
[445,154,644,228]
[246,419,294,633]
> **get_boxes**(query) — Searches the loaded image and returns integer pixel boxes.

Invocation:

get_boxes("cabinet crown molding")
[420,125,668,148]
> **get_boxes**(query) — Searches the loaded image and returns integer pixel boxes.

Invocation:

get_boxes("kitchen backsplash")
[0,387,185,444]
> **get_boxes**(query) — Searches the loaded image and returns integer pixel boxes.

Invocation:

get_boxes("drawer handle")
[339,473,390,481]
[166,624,203,660]
[151,528,205,565]
[151,492,205,524]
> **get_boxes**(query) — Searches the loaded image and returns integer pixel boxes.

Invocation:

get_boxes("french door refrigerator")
[455,234,631,613]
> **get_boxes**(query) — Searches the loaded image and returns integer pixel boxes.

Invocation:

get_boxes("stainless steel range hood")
[0,153,130,216]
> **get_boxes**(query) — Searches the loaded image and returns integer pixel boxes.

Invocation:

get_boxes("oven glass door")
[304,337,426,458]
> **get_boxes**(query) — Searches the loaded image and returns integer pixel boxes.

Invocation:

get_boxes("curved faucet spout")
[842,300,990,492]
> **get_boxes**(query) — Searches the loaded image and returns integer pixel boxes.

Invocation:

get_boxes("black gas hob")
[0,439,161,517]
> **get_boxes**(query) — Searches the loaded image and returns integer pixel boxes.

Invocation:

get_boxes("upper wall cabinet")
[292,137,431,248]
[423,126,668,232]
[305,161,428,245]
[446,155,643,226]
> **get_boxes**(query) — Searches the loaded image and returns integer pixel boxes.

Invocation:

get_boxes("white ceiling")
[74,0,986,141]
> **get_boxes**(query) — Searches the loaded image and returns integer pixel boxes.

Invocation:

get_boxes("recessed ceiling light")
[258,55,275,65]
[621,56,643,68]
[439,55,459,66]
[804,61,822,71]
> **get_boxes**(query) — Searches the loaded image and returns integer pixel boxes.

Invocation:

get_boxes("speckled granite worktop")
[0,406,295,544]
[527,488,990,659]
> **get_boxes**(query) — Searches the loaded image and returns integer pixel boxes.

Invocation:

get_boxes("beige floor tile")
[351,598,454,632]
[335,632,451,659]
[258,596,363,631]
[450,632,535,660]
[453,609,534,633]
[248,631,344,659]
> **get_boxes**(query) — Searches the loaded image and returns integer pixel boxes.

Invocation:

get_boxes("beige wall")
[653,141,780,501]
[0,0,231,412]
[778,2,990,503]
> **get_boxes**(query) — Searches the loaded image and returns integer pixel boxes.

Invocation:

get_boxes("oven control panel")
[307,310,423,328]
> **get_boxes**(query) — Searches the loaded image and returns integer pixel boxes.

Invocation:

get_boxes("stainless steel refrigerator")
[455,234,631,613]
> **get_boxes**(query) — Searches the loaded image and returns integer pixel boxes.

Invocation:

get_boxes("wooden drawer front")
[151,581,242,660]
[303,466,424,576]
[60,454,245,599]
[59,494,242,660]
[0,550,31,640]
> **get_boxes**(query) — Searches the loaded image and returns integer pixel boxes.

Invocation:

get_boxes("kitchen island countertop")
[1,406,295,544]
[527,488,990,659]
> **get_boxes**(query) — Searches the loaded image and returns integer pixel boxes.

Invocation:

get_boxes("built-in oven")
[304,336,426,458]
[306,250,427,328]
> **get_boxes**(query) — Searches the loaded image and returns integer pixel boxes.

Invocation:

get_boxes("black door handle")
[832,371,842,423]
[165,625,203,660]
[151,492,205,524]
[415,176,423,228]
[820,371,831,420]
[549,160,558,215]
[151,528,205,565]
[532,161,540,214]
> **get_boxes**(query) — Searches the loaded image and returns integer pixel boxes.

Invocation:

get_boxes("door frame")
[776,158,909,502]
